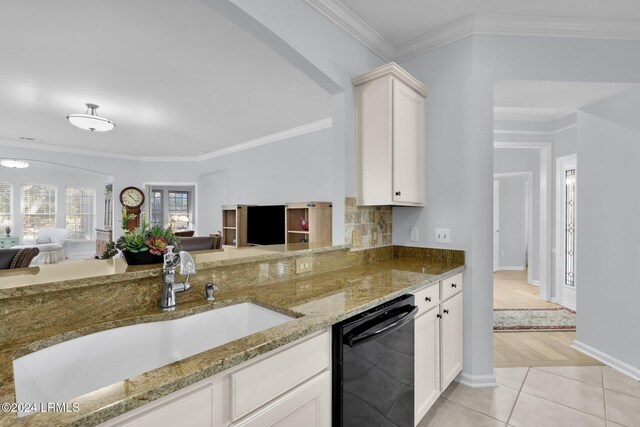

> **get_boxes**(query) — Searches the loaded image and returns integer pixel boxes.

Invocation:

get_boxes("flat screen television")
[247,205,286,246]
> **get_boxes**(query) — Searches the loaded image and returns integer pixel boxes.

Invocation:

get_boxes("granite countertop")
[0,256,464,427]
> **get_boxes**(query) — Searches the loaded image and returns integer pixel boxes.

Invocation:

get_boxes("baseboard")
[497,266,526,271]
[456,370,497,388]
[531,280,540,286]
[573,340,640,381]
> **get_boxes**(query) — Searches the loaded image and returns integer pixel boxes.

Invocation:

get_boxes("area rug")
[493,308,576,331]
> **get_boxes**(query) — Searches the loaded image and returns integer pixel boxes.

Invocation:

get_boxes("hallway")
[493,269,599,368]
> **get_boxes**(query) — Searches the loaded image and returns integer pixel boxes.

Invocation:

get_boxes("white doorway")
[493,172,533,275]
[493,180,500,272]
[555,154,577,310]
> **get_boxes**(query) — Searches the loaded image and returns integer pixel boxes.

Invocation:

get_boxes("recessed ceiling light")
[1,160,29,169]
[67,103,115,132]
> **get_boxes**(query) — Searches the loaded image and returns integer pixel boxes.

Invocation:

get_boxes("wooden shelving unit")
[221,205,249,248]
[285,202,332,245]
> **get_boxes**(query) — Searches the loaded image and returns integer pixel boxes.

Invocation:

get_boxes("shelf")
[223,227,237,230]
[287,230,309,234]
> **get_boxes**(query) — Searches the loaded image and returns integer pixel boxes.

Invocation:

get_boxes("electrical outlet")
[371,229,379,245]
[435,228,451,243]
[410,228,419,242]
[296,257,314,274]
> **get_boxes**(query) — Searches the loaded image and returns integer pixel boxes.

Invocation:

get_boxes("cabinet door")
[392,78,425,205]
[415,308,440,425]
[231,372,331,427]
[440,292,463,391]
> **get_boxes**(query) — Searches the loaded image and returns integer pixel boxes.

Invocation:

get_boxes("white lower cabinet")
[103,330,331,427]
[414,307,440,423]
[413,275,463,426]
[440,292,463,391]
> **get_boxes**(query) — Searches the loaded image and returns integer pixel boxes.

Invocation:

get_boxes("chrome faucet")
[160,246,196,311]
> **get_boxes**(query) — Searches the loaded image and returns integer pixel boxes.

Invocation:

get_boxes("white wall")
[0,161,110,255]
[575,87,640,377]
[495,175,527,269]
[393,37,496,383]
[494,149,539,278]
[196,126,333,233]
[208,0,384,244]
[393,34,640,381]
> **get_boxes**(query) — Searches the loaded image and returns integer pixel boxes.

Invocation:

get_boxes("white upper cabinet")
[353,62,429,206]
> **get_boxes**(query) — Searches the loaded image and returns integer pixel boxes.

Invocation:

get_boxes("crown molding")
[0,118,333,164]
[0,137,152,162]
[351,62,430,97]
[303,4,640,62]
[473,14,640,40]
[303,0,394,61]
[493,107,570,122]
[197,118,333,161]
[395,15,476,62]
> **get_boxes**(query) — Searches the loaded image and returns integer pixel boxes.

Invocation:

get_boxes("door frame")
[493,172,533,280]
[494,141,553,301]
[493,179,499,272]
[555,154,577,310]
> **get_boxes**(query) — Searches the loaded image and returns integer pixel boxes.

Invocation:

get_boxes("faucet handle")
[205,283,218,302]
[179,251,196,275]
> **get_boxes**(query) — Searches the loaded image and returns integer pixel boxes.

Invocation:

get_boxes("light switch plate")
[296,257,314,274]
[410,228,419,242]
[435,229,451,244]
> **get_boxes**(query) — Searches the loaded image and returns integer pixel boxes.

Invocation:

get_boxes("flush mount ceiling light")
[1,160,29,169]
[67,103,115,132]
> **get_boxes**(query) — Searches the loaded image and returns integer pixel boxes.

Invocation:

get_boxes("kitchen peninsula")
[0,245,464,427]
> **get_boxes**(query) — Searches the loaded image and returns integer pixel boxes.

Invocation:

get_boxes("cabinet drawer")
[231,372,331,427]
[413,284,439,315]
[441,273,462,301]
[230,331,330,421]
[119,385,213,427]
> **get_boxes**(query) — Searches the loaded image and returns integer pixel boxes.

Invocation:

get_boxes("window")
[150,189,164,229]
[148,186,194,231]
[168,190,190,231]
[22,184,56,240]
[66,186,96,240]
[0,183,11,227]
[564,169,576,287]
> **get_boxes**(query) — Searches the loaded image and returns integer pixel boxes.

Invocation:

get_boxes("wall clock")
[119,186,145,231]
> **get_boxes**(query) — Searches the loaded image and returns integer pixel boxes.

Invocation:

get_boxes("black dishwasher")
[333,294,418,427]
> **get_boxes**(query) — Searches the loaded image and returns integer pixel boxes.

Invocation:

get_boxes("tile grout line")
[439,396,508,425]
[533,366,604,388]
[517,388,609,422]
[506,367,530,425]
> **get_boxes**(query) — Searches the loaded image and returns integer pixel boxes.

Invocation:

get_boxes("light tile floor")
[418,366,640,427]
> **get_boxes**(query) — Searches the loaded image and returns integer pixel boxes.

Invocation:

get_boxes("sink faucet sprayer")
[160,246,196,311]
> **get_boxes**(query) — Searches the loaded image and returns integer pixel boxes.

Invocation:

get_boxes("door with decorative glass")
[555,155,577,310]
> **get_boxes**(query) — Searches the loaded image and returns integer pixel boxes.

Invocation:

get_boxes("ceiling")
[0,1,331,158]
[340,0,640,47]
[494,80,637,121]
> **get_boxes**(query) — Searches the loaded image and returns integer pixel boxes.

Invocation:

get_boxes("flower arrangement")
[102,214,181,261]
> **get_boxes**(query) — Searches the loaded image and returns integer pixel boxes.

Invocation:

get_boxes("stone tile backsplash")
[345,197,392,249]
